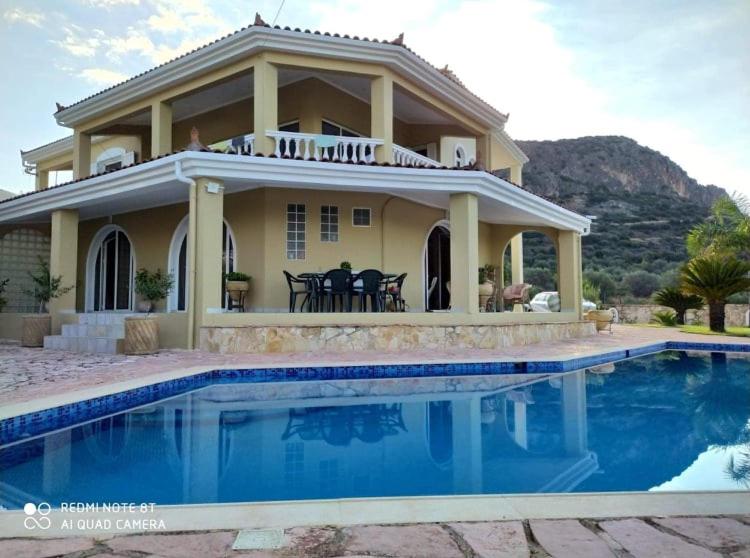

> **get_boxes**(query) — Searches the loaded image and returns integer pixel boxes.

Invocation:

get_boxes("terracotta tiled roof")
[54,22,506,119]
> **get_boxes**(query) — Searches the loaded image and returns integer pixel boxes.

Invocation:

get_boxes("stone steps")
[43,312,147,354]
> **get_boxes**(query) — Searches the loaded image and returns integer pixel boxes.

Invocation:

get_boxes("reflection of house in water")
[7,372,597,507]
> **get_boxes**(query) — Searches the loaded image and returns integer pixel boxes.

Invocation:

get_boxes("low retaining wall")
[200,321,596,354]
[615,304,749,327]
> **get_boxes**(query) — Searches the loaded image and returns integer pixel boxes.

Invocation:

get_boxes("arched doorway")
[167,216,237,311]
[86,226,134,311]
[424,223,451,310]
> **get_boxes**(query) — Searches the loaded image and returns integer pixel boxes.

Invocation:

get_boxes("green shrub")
[134,268,174,307]
[622,270,661,299]
[582,279,601,307]
[651,310,678,327]
[653,287,703,325]
[584,270,617,302]
[224,271,251,282]
[23,257,74,313]
[339,261,352,271]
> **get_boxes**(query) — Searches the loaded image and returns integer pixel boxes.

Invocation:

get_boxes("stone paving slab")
[600,518,721,558]
[448,521,530,558]
[530,519,616,557]
[653,517,750,549]
[2,517,750,557]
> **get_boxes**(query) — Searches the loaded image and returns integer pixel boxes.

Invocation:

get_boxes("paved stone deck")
[2,516,749,557]
[1,324,748,408]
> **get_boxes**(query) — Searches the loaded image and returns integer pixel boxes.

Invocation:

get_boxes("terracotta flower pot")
[124,316,159,355]
[225,280,250,303]
[22,314,51,347]
[478,280,494,311]
[585,309,614,332]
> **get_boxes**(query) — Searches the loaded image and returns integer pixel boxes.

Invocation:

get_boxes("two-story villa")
[0,20,591,353]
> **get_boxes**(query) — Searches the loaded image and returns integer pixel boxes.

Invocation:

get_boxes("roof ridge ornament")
[391,32,404,45]
[254,13,266,26]
[55,102,66,113]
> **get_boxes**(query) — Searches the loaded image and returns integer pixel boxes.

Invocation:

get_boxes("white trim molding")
[0,152,591,234]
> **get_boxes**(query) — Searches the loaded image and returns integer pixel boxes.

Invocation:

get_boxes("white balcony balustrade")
[266,131,383,163]
[392,144,441,168]
[208,134,255,155]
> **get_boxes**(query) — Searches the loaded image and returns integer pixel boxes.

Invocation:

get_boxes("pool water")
[1,351,748,508]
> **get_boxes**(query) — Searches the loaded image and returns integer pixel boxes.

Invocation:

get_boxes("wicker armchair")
[502,283,531,310]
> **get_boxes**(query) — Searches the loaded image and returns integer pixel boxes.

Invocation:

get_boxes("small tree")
[23,257,74,313]
[622,270,661,299]
[134,268,174,313]
[584,270,617,303]
[681,256,750,332]
[582,279,601,307]
[653,287,704,325]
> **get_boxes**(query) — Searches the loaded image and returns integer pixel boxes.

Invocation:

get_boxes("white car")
[529,291,597,313]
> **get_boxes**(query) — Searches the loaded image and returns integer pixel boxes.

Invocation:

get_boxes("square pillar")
[35,170,49,191]
[449,192,479,314]
[151,101,173,157]
[562,372,587,456]
[370,74,393,163]
[72,130,91,179]
[49,209,79,333]
[253,58,278,155]
[190,177,224,346]
[559,230,583,317]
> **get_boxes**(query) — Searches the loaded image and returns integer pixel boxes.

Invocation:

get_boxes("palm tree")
[687,194,750,260]
[652,287,703,325]
[681,256,750,332]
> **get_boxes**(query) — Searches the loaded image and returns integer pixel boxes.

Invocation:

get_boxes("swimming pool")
[0,349,748,508]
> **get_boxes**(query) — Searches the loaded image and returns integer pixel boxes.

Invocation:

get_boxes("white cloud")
[53,26,101,57]
[80,68,128,86]
[3,7,45,27]
[85,0,140,6]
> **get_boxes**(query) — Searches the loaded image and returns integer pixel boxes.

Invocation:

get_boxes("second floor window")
[286,203,306,260]
[353,207,371,227]
[320,205,339,242]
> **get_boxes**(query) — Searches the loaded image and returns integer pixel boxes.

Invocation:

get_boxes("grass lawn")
[679,325,750,337]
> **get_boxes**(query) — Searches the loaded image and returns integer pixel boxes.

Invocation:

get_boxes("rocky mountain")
[511,136,726,286]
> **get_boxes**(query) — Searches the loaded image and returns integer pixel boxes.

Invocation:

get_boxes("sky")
[0,0,748,196]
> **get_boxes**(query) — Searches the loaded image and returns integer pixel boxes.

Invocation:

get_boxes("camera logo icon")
[23,502,51,530]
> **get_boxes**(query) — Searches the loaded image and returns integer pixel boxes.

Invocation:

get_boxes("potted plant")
[125,268,174,355]
[340,261,352,271]
[478,264,496,310]
[21,257,74,347]
[224,271,251,308]
[134,268,174,313]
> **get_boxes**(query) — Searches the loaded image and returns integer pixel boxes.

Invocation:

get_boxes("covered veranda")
[0,150,591,352]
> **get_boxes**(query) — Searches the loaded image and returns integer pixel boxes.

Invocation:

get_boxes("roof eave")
[54,27,508,131]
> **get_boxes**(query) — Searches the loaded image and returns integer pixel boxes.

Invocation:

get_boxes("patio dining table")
[297,271,401,312]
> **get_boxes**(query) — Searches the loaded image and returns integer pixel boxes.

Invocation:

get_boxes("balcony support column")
[559,230,583,318]
[449,192,479,314]
[72,130,91,180]
[189,177,224,348]
[49,209,79,333]
[371,74,393,163]
[253,58,278,156]
[151,101,173,157]
[35,170,49,191]
[509,164,525,311]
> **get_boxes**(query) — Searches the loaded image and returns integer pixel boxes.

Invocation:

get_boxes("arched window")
[85,226,134,311]
[167,216,236,311]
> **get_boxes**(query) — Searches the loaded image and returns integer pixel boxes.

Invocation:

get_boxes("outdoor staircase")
[43,313,143,354]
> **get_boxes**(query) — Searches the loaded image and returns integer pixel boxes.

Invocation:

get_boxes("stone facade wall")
[200,321,597,354]
[614,304,749,327]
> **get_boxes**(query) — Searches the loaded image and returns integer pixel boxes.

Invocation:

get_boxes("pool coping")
[0,490,748,538]
[1,340,748,445]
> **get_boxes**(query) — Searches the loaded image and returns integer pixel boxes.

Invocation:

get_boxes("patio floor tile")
[341,524,463,558]
[600,518,720,558]
[530,519,616,558]
[652,517,750,550]
[448,521,530,557]
[107,531,236,558]
[0,537,95,558]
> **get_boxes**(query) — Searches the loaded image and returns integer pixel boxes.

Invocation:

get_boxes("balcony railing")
[392,144,440,167]
[266,130,383,163]
[209,133,440,168]
[208,134,255,155]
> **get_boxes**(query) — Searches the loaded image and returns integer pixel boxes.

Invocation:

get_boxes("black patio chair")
[351,269,384,312]
[283,270,316,312]
[384,273,407,311]
[320,268,352,312]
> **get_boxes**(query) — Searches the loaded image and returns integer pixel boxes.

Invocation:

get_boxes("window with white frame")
[286,203,306,260]
[320,205,339,242]
[352,207,371,227]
